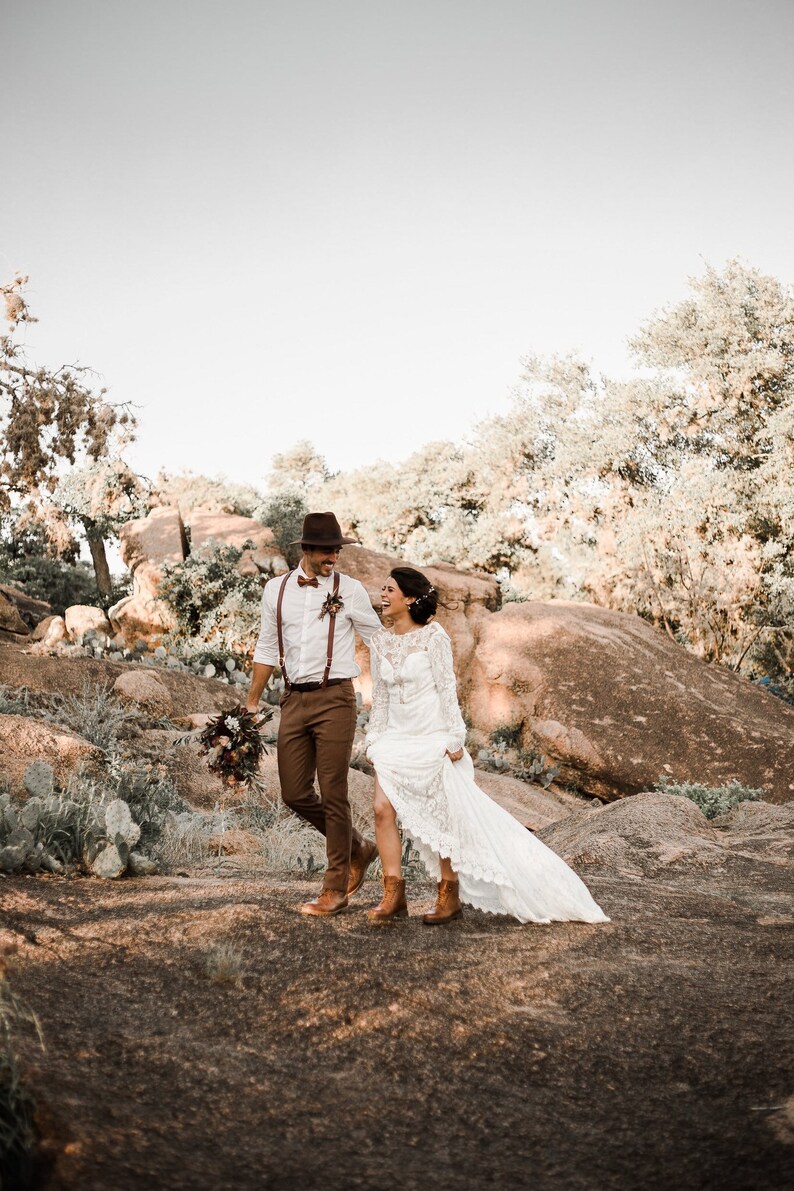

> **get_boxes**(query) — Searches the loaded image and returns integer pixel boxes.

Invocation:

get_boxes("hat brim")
[290,535,359,547]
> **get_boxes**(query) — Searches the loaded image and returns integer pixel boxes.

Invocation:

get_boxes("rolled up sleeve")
[253,582,279,666]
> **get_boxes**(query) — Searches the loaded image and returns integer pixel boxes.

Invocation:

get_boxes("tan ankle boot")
[422,879,463,925]
[367,876,408,923]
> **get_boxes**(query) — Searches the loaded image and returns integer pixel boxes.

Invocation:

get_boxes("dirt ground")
[1,854,792,1191]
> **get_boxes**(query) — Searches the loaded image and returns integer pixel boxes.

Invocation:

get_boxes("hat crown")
[296,511,356,547]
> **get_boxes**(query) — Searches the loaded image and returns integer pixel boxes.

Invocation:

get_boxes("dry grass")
[203,942,243,986]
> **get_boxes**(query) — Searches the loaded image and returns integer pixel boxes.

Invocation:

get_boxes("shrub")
[490,723,523,750]
[256,491,307,569]
[159,541,265,658]
[48,681,139,753]
[653,776,764,819]
[204,941,244,986]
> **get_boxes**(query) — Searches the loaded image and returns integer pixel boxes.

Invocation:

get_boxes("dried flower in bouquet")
[175,705,275,788]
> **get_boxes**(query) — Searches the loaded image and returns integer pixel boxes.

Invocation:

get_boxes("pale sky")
[3,0,793,489]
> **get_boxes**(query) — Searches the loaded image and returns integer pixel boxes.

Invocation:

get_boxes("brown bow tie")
[297,575,319,588]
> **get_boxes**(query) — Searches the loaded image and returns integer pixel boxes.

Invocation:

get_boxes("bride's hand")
[445,747,463,762]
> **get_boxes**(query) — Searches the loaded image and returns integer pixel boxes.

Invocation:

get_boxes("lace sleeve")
[364,635,389,756]
[427,625,467,752]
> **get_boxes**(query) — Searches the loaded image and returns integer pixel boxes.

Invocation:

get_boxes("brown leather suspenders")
[276,570,341,690]
[322,572,341,688]
[276,569,293,688]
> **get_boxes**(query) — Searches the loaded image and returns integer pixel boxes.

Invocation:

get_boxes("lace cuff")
[427,626,467,752]
[364,640,389,756]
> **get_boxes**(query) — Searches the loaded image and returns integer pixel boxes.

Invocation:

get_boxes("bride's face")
[380,577,413,620]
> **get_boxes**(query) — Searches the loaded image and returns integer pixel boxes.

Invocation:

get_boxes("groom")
[246,512,382,916]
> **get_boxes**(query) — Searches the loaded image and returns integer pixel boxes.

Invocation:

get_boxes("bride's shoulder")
[423,620,450,646]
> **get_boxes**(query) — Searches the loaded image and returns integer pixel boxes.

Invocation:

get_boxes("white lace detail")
[425,625,467,752]
[365,623,466,753]
[365,641,389,751]
[381,767,511,888]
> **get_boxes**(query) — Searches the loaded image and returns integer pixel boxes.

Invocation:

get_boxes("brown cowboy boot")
[367,876,408,923]
[422,879,463,925]
[299,888,348,917]
[347,838,378,897]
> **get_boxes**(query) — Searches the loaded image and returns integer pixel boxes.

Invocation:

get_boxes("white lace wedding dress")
[365,622,609,924]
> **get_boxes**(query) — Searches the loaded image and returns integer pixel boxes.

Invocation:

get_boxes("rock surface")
[537,790,794,877]
[467,600,794,804]
[0,590,29,636]
[64,605,112,643]
[0,641,239,714]
[184,508,284,574]
[30,614,68,646]
[0,714,101,796]
[119,506,189,571]
[108,561,178,647]
[0,583,52,632]
[113,670,174,719]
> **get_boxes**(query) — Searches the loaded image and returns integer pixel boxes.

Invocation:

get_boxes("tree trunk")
[83,520,113,599]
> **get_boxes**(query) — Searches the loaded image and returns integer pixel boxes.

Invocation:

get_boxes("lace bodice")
[365,621,467,753]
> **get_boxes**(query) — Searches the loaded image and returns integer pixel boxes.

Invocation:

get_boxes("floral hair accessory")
[319,591,345,621]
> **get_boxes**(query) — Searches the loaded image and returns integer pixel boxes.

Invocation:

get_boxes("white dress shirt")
[253,566,382,682]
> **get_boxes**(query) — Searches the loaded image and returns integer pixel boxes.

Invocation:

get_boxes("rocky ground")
[2,837,792,1191]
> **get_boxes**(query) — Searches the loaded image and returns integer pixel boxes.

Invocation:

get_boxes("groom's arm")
[246,580,278,711]
[246,662,274,713]
[347,579,382,643]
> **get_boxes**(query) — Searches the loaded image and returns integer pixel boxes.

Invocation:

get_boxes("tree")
[52,460,149,599]
[1,275,137,593]
[267,440,332,496]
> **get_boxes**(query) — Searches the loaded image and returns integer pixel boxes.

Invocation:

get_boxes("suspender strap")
[276,570,341,690]
[322,572,341,689]
[276,569,294,689]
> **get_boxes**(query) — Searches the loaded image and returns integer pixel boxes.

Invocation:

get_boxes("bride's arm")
[364,638,388,758]
[427,626,467,755]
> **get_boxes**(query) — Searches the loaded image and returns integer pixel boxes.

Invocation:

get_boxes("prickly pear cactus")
[91,843,127,880]
[24,761,55,799]
[104,799,141,849]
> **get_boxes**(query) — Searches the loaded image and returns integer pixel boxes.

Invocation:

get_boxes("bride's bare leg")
[439,856,457,881]
[373,775,402,878]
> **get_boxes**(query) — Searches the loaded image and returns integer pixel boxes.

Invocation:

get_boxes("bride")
[365,567,609,926]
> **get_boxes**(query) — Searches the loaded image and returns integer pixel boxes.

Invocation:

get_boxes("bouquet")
[176,705,275,788]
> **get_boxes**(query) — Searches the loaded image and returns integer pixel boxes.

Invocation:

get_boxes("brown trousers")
[277,680,361,892]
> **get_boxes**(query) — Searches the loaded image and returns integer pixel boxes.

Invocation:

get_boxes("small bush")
[159,541,265,657]
[653,776,764,819]
[49,681,139,753]
[204,942,244,986]
[489,723,523,750]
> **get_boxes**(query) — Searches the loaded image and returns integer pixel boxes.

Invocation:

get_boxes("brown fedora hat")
[292,511,358,548]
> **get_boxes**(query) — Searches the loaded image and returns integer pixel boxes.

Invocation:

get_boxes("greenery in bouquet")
[186,706,275,788]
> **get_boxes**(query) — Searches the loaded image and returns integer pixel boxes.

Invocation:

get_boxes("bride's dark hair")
[390,566,448,625]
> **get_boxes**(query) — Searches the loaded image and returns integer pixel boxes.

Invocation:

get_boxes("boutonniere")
[319,592,344,621]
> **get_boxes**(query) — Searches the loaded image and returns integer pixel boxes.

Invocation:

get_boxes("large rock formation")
[538,790,794,876]
[467,600,794,804]
[0,714,101,796]
[109,508,188,647]
[0,584,51,643]
[108,562,178,648]
[184,508,284,574]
